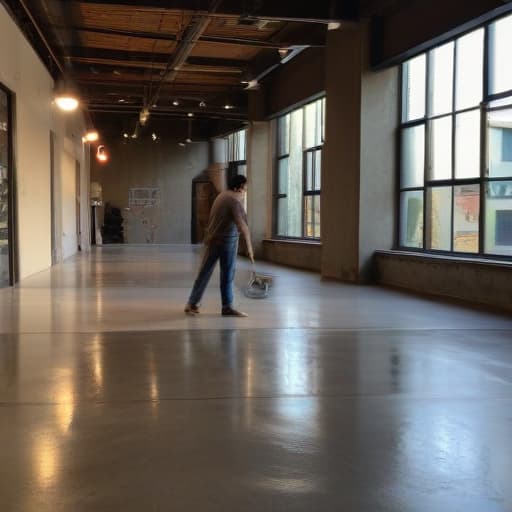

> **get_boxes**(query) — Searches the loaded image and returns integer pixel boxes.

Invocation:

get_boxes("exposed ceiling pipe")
[132,0,224,135]
[16,0,65,75]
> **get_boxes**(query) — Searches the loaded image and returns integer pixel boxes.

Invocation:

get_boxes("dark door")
[0,85,15,287]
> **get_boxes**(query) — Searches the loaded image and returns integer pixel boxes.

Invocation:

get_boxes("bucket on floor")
[244,270,274,299]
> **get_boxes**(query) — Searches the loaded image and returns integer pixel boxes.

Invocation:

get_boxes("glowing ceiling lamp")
[83,131,99,142]
[96,145,108,163]
[55,95,79,112]
[54,79,80,112]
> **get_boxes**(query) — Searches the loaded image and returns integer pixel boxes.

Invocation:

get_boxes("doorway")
[0,84,16,287]
[76,161,81,251]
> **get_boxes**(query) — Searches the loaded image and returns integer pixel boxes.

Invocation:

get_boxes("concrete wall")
[91,137,208,244]
[246,121,272,257]
[321,26,363,281]
[375,251,512,312]
[359,29,398,280]
[262,239,322,272]
[0,4,88,281]
[264,48,325,118]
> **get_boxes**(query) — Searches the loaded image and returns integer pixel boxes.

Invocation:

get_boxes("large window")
[399,13,512,257]
[275,97,325,239]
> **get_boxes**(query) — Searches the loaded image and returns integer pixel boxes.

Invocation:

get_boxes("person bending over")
[185,174,254,317]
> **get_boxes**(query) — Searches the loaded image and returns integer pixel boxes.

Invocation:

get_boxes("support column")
[247,121,272,258]
[321,25,364,281]
[207,137,227,193]
[321,22,397,282]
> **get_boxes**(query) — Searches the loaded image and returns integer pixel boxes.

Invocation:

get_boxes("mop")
[244,264,274,299]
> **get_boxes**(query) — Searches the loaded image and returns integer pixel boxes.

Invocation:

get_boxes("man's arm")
[232,203,254,263]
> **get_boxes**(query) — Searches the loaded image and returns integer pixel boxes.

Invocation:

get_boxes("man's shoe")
[222,306,248,317]
[184,304,200,315]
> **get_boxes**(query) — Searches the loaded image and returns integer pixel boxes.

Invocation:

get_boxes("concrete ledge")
[262,239,321,272]
[375,250,512,312]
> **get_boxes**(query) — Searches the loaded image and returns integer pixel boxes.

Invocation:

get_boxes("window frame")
[397,14,512,261]
[273,96,325,241]
[226,128,247,186]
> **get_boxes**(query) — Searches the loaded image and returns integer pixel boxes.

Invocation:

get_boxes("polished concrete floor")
[1,245,512,511]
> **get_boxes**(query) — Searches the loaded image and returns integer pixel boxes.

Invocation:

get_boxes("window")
[399,14,512,258]
[275,97,325,239]
[226,128,247,207]
[227,128,247,177]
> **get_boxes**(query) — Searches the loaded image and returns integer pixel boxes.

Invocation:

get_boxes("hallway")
[1,245,512,511]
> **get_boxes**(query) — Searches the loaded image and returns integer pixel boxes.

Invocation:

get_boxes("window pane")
[304,196,314,237]
[429,116,452,180]
[314,196,321,238]
[455,110,480,179]
[286,109,304,237]
[490,14,512,94]
[304,196,320,238]
[304,101,317,149]
[401,125,425,188]
[485,180,512,255]
[305,151,313,191]
[455,29,484,110]
[237,163,247,176]
[277,158,288,195]
[314,150,321,190]
[427,186,452,250]
[278,114,290,156]
[402,54,426,122]
[321,98,326,143]
[429,42,454,116]
[315,99,323,146]
[453,184,479,253]
[400,191,424,248]
[276,197,288,236]
[237,129,246,160]
[488,107,512,177]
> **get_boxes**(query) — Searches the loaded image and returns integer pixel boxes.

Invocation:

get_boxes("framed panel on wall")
[0,84,15,287]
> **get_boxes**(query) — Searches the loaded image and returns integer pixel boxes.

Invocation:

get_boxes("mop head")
[244,271,274,299]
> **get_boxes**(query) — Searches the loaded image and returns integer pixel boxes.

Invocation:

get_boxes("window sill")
[376,250,512,270]
[263,238,322,246]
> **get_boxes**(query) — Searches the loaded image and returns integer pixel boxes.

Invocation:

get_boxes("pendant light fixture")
[54,78,80,112]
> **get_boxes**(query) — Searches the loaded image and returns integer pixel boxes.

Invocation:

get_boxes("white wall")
[0,4,88,280]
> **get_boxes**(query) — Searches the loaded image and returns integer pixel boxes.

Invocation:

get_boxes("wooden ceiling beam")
[74,0,356,22]
[65,47,247,69]
[55,25,323,48]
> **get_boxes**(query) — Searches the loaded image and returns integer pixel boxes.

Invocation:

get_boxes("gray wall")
[92,137,208,244]
[375,251,512,312]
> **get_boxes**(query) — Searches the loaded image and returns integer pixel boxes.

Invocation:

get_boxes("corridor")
[1,245,512,511]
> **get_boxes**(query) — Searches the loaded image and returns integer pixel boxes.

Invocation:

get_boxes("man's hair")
[228,174,247,191]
